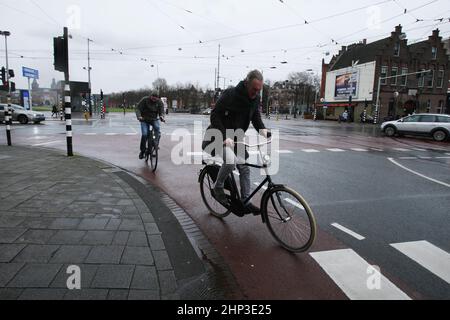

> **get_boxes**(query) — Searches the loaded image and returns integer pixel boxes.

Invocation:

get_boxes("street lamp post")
[374,69,431,124]
[1,30,12,146]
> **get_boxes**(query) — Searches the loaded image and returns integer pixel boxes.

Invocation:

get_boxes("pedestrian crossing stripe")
[310,249,411,300]
[327,148,345,152]
[390,241,450,284]
[302,149,320,153]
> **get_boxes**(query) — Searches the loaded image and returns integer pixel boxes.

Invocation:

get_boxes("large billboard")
[335,71,359,99]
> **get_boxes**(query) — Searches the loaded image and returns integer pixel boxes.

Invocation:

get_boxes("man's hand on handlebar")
[138,117,144,122]
[261,129,272,139]
[160,117,166,123]
[224,138,235,148]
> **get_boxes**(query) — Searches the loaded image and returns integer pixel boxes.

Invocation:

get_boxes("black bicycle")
[199,140,317,253]
[143,119,165,172]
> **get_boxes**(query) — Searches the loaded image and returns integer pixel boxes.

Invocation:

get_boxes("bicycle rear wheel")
[199,167,231,219]
[262,186,316,253]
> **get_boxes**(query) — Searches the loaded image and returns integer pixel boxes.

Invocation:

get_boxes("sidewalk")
[0,146,240,300]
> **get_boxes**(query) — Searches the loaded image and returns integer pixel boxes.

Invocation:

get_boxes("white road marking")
[392,148,411,152]
[276,150,293,154]
[370,148,384,152]
[435,156,450,159]
[418,156,432,159]
[105,133,118,136]
[32,140,64,147]
[446,153,450,156]
[253,183,267,191]
[302,149,320,153]
[399,157,418,160]
[412,148,427,151]
[125,133,138,136]
[284,198,305,211]
[331,223,366,240]
[84,133,97,136]
[327,148,346,152]
[351,148,368,152]
[310,249,411,300]
[388,158,450,188]
[391,241,450,284]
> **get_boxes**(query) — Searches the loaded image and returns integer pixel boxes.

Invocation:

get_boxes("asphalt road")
[1,112,449,300]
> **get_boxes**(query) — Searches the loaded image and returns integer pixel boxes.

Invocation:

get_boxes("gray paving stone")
[105,219,121,231]
[0,244,26,263]
[112,231,129,246]
[85,246,125,264]
[130,266,159,290]
[19,288,67,300]
[0,288,24,300]
[90,265,135,289]
[48,218,81,230]
[0,263,25,286]
[0,217,25,228]
[64,289,108,300]
[153,250,173,271]
[49,245,92,263]
[17,229,57,244]
[158,270,178,295]
[81,231,115,245]
[19,218,54,229]
[13,245,60,263]
[121,246,154,266]
[78,218,110,230]
[144,223,161,235]
[147,235,166,251]
[128,290,160,300]
[127,231,148,247]
[50,264,98,289]
[48,230,86,245]
[119,219,145,231]
[7,263,62,288]
[107,289,129,300]
[0,228,27,243]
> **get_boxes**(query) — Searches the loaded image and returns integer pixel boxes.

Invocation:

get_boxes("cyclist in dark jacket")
[202,70,269,214]
[136,93,165,159]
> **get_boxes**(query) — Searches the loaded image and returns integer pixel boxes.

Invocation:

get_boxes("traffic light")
[1,67,5,83]
[8,69,14,78]
[54,36,68,73]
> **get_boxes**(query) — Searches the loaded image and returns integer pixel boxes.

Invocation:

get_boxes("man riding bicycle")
[202,70,269,215]
[136,92,165,160]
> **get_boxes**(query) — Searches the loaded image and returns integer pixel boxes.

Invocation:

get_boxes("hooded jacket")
[202,81,266,151]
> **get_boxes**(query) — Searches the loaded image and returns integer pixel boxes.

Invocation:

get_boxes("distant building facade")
[319,25,450,121]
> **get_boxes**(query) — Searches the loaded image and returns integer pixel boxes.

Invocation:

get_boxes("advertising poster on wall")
[335,71,359,99]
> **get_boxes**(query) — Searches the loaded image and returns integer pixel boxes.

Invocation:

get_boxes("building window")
[391,67,398,86]
[437,70,444,88]
[394,42,400,56]
[426,70,434,88]
[418,69,425,87]
[380,66,388,85]
[401,68,408,86]
[432,47,437,60]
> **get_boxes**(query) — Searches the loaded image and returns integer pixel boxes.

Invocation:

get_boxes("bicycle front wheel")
[150,145,158,172]
[262,186,316,253]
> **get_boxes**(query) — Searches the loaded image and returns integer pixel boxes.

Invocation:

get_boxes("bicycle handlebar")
[235,139,272,148]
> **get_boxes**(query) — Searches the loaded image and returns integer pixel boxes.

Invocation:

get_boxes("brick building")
[319,25,450,121]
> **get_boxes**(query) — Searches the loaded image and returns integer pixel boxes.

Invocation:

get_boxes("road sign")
[22,67,39,79]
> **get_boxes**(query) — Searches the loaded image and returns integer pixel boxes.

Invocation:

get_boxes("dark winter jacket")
[136,97,164,122]
[202,81,266,150]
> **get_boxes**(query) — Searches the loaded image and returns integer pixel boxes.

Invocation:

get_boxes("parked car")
[202,108,212,115]
[381,114,450,142]
[0,104,45,124]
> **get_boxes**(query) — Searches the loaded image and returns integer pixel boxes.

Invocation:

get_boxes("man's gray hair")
[246,70,264,83]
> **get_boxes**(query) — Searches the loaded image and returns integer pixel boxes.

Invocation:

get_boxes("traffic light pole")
[63,28,73,156]
[1,31,12,146]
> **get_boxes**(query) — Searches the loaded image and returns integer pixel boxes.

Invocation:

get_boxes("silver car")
[0,104,46,124]
[381,113,450,142]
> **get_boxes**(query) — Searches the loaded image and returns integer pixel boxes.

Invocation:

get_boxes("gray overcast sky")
[1,0,449,94]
